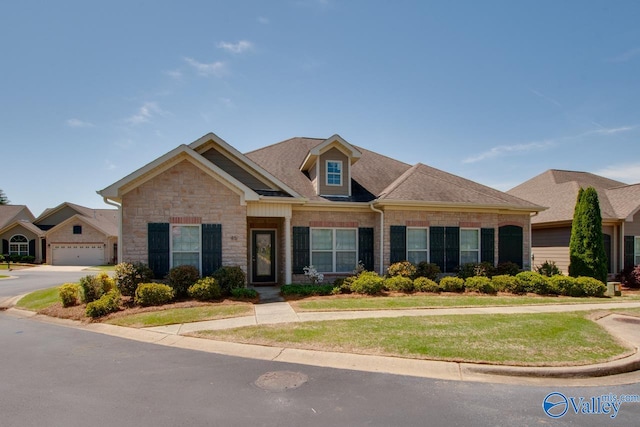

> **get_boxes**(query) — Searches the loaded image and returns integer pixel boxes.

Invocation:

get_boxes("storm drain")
[255,371,308,392]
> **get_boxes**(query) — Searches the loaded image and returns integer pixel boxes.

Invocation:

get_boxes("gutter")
[102,197,123,264]
[370,203,385,275]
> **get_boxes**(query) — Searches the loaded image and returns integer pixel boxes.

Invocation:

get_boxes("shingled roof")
[508,169,640,224]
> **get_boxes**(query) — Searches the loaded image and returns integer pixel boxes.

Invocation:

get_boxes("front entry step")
[251,286,284,303]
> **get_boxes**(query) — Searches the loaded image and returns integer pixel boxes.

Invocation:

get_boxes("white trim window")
[407,227,429,264]
[460,228,480,265]
[171,225,200,269]
[9,235,29,256]
[326,160,342,186]
[311,228,357,272]
[635,236,640,266]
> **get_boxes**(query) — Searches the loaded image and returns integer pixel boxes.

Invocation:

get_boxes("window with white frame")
[326,160,342,186]
[171,225,200,269]
[635,236,640,265]
[407,228,429,264]
[9,235,29,256]
[311,228,357,272]
[460,228,480,264]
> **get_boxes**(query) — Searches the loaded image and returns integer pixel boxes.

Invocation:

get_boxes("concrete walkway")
[4,294,640,386]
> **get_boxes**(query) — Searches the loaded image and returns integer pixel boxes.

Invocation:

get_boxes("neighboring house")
[0,205,42,261]
[34,202,118,266]
[508,169,640,276]
[99,132,543,285]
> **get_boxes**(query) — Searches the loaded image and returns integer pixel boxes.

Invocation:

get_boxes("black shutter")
[2,239,8,255]
[499,225,524,268]
[292,226,310,274]
[445,226,460,273]
[624,236,635,269]
[148,223,170,279]
[603,234,612,274]
[29,239,36,257]
[202,224,222,276]
[430,227,445,271]
[358,227,374,271]
[481,228,495,265]
[389,225,407,264]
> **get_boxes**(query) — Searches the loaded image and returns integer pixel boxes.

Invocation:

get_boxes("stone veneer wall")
[46,223,111,264]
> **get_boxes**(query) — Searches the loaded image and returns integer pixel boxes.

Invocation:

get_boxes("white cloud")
[165,69,183,80]
[66,118,93,128]
[257,16,269,24]
[529,89,562,107]
[104,159,117,171]
[125,102,167,125]
[463,141,553,164]
[595,163,640,184]
[184,57,227,77]
[607,47,640,63]
[588,126,635,135]
[217,40,253,54]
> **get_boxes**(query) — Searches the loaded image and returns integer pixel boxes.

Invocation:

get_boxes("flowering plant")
[303,265,324,284]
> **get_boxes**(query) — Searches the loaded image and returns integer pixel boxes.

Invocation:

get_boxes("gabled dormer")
[300,134,362,197]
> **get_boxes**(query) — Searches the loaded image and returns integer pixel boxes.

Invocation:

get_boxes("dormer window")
[326,161,342,186]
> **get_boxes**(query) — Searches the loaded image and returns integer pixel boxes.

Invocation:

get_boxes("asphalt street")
[0,266,93,297]
[2,312,639,427]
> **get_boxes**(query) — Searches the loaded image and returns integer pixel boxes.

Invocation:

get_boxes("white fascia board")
[44,214,112,239]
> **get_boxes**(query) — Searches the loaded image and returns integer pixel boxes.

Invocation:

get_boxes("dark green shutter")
[202,224,222,276]
[2,239,8,255]
[389,225,406,264]
[430,227,445,271]
[358,227,374,271]
[481,228,495,265]
[292,227,310,274]
[624,236,635,269]
[499,225,524,268]
[29,239,36,257]
[603,234,612,273]
[148,223,170,279]
[444,226,460,273]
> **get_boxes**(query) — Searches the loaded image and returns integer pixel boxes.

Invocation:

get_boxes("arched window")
[9,235,29,256]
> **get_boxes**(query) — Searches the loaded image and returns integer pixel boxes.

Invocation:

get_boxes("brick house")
[98,132,543,284]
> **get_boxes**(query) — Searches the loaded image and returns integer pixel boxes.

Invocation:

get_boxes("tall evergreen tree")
[0,189,8,205]
[568,187,608,283]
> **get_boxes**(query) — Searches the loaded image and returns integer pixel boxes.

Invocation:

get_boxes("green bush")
[495,262,521,276]
[464,276,496,294]
[457,262,496,279]
[85,289,121,318]
[350,271,385,295]
[134,283,174,306]
[414,262,441,281]
[212,266,246,295]
[230,288,258,300]
[332,276,355,294]
[576,277,607,297]
[439,276,465,293]
[384,275,414,293]
[536,260,561,277]
[59,283,81,307]
[280,284,335,297]
[115,262,154,296]
[387,261,416,278]
[547,275,578,296]
[413,277,440,293]
[491,275,522,293]
[515,271,549,295]
[79,275,104,303]
[167,265,200,298]
[187,277,222,301]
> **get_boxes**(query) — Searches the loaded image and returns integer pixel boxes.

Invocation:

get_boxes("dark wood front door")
[252,230,276,283]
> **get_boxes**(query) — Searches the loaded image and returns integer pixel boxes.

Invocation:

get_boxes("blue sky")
[2,1,639,216]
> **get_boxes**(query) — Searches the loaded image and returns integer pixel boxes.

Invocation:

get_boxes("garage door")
[51,244,104,266]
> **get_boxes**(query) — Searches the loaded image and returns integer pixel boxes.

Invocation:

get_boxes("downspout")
[103,197,122,264]
[370,203,384,275]
[529,211,538,271]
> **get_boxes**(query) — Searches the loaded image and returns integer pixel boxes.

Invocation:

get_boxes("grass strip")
[16,287,60,310]
[106,304,254,327]
[192,312,630,366]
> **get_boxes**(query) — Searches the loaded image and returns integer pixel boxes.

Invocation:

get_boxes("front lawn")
[105,304,253,327]
[16,287,60,311]
[191,312,631,366]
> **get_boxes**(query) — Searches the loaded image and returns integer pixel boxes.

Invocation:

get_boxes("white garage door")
[51,244,104,266]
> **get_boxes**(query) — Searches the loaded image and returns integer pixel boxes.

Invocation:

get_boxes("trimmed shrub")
[134,283,174,306]
[491,275,521,293]
[212,266,246,295]
[95,272,115,293]
[616,265,640,289]
[495,262,521,276]
[79,275,104,303]
[413,277,440,293]
[457,262,496,279]
[515,271,549,295]
[280,284,335,297]
[167,265,200,298]
[59,283,81,307]
[387,261,416,278]
[86,289,121,318]
[350,271,385,295]
[230,288,258,300]
[332,276,355,294]
[536,260,561,277]
[576,277,607,297]
[439,276,465,293]
[414,262,441,281]
[464,276,496,294]
[115,262,154,296]
[187,277,222,301]
[384,275,414,293]
[548,275,581,297]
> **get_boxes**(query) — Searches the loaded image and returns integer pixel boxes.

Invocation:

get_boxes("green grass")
[106,304,254,327]
[86,265,116,271]
[16,287,60,310]
[292,293,640,311]
[193,312,629,366]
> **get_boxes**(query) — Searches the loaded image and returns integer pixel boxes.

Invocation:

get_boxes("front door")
[252,230,276,283]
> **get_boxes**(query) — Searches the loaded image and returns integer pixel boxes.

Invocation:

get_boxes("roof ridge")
[244,137,325,156]
[378,163,421,197]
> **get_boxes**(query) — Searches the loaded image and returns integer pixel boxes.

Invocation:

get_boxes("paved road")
[2,313,639,426]
[0,266,96,297]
